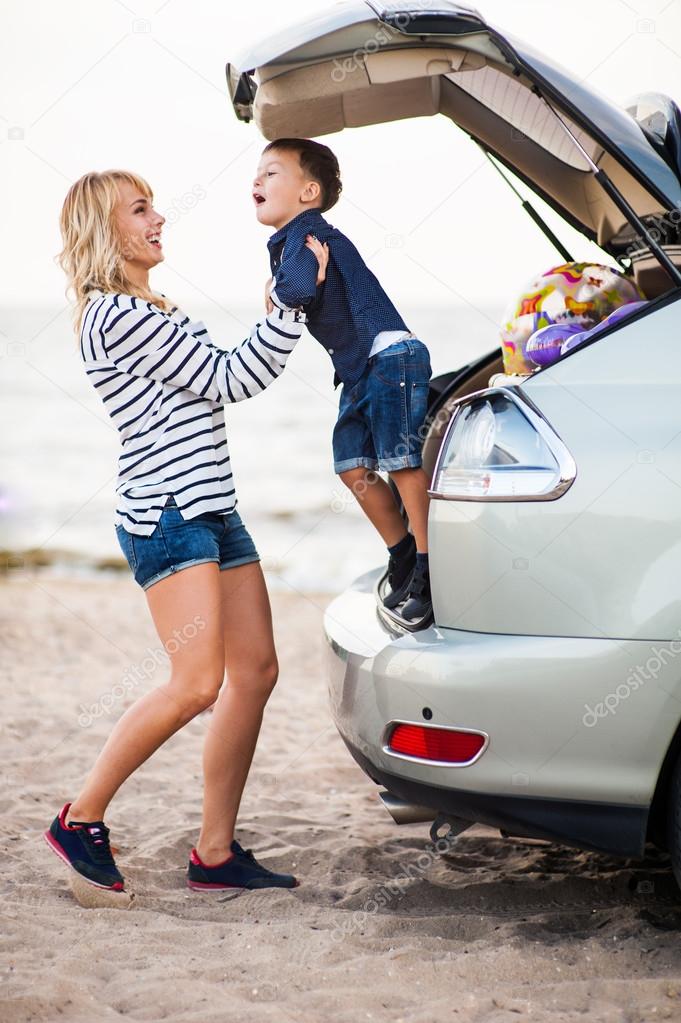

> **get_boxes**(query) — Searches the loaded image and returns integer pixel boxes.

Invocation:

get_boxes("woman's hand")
[263,236,328,315]
[305,234,330,286]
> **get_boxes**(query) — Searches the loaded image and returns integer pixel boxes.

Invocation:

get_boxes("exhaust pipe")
[379,790,438,825]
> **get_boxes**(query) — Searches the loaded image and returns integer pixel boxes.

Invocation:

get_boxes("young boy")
[253,138,433,621]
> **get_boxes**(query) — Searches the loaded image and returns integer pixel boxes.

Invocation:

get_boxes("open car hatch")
[227,1,681,285]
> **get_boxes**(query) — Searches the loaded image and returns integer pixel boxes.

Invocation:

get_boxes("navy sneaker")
[43,802,125,891]
[383,533,416,609]
[401,557,432,622]
[187,839,299,891]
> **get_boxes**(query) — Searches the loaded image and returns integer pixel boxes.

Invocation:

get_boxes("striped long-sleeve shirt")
[80,288,306,536]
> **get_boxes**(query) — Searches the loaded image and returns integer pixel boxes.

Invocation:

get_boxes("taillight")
[429,387,576,501]
[385,722,487,765]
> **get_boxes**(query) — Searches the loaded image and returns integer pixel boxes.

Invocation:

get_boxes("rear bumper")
[322,568,679,859]
[340,733,647,857]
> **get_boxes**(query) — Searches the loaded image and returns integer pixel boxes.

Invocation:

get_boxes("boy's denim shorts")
[115,495,260,591]
[332,337,432,474]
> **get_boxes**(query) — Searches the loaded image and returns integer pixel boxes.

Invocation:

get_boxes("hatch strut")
[475,141,573,263]
[541,94,681,288]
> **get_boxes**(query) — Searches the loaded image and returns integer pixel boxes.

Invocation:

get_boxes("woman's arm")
[270,232,328,309]
[86,291,305,404]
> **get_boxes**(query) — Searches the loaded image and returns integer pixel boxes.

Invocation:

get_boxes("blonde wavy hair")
[58,169,175,335]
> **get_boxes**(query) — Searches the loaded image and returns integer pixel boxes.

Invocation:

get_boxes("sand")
[3,572,681,1023]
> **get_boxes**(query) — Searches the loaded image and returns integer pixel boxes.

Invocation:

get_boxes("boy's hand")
[305,235,330,286]
[264,276,274,314]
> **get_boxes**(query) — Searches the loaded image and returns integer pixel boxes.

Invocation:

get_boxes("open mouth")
[253,193,266,206]
[146,233,162,249]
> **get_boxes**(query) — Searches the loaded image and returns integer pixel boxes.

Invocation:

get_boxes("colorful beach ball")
[500,262,644,374]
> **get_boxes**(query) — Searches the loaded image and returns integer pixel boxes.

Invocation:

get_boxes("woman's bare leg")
[194,561,278,865]
[65,563,225,824]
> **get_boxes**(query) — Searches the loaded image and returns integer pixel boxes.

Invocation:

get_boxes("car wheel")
[666,748,681,887]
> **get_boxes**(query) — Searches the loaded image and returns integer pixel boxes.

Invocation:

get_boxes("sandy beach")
[3,570,681,1023]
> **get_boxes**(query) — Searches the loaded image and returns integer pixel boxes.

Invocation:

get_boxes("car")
[227,2,681,881]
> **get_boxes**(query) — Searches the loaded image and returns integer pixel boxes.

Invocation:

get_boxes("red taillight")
[387,723,485,764]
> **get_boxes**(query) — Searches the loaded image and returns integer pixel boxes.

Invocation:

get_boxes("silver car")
[227,3,681,880]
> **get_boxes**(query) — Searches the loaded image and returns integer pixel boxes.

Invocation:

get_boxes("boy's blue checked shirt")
[267,208,409,388]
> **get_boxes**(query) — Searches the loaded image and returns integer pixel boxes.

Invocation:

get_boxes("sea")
[0,303,502,592]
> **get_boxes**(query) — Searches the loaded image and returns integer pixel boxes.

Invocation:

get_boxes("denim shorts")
[115,496,260,591]
[332,337,432,473]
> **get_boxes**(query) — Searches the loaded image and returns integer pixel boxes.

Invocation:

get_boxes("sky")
[2,0,681,314]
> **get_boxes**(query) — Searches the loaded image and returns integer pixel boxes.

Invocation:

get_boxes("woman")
[44,169,328,895]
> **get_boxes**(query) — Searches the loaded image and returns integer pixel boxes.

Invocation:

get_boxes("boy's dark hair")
[263,138,342,213]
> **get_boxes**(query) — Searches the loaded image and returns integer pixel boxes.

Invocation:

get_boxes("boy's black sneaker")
[187,839,299,891]
[43,801,125,891]
[401,558,432,622]
[383,533,416,608]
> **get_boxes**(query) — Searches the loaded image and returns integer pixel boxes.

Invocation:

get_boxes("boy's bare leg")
[338,467,407,547]
[389,467,430,552]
